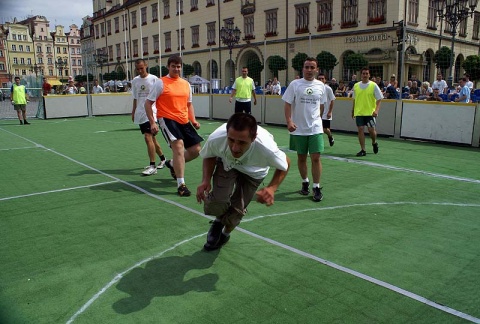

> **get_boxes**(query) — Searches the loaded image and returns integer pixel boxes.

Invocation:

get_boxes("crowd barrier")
[41,93,480,147]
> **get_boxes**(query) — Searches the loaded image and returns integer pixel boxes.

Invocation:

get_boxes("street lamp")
[220,26,241,86]
[434,0,478,87]
[93,50,108,84]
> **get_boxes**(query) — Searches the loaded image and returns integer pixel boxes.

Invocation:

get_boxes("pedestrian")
[229,67,257,114]
[351,67,383,156]
[317,73,336,146]
[197,113,290,251]
[92,79,104,94]
[131,59,168,176]
[283,57,326,202]
[455,77,471,103]
[10,76,30,125]
[145,55,203,196]
[42,77,51,96]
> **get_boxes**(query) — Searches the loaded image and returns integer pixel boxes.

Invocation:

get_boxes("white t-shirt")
[282,78,326,135]
[466,80,474,90]
[92,85,103,94]
[199,124,288,179]
[132,74,158,124]
[432,79,448,93]
[321,84,336,120]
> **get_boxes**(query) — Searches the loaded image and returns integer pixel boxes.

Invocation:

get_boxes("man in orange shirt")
[145,55,203,196]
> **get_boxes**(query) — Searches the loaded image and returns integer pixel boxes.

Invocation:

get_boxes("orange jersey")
[156,76,191,124]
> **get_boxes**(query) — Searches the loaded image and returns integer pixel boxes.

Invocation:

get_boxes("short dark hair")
[226,113,257,139]
[360,67,370,74]
[304,57,318,66]
[14,76,20,80]
[167,55,182,66]
[135,58,146,65]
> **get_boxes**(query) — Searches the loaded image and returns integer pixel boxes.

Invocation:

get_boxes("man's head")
[94,79,99,85]
[135,59,148,78]
[458,77,467,86]
[464,73,470,80]
[302,57,318,81]
[352,74,357,80]
[437,74,443,81]
[43,77,47,83]
[317,73,326,83]
[331,78,337,83]
[225,113,257,158]
[241,67,248,78]
[167,55,182,78]
[360,67,370,83]
[14,76,20,84]
[433,88,440,95]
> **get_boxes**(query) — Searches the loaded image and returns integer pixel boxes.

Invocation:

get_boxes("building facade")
[86,0,480,88]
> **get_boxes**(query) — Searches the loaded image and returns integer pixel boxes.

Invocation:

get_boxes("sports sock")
[160,155,166,161]
[303,178,309,183]
[150,162,155,166]
[313,183,320,188]
[177,178,185,187]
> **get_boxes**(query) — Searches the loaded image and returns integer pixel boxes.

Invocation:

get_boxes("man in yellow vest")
[229,67,257,114]
[10,76,30,125]
[351,67,383,156]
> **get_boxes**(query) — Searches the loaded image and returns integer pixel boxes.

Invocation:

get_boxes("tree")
[161,66,169,76]
[183,63,194,77]
[433,46,452,72]
[462,55,480,81]
[149,65,160,77]
[246,57,264,85]
[316,51,338,75]
[268,55,287,78]
[117,70,126,80]
[344,53,368,73]
[292,52,308,76]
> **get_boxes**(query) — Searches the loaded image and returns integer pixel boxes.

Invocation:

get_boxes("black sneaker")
[23,120,30,125]
[328,136,334,146]
[165,159,177,179]
[177,183,191,197]
[218,233,230,247]
[19,120,23,125]
[372,142,379,154]
[313,187,323,202]
[356,150,366,157]
[203,220,224,251]
[300,181,309,195]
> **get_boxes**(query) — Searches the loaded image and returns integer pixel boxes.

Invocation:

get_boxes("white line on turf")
[1,127,478,323]
[65,233,206,324]
[0,146,39,151]
[0,181,119,202]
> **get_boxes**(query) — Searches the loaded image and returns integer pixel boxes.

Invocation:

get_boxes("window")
[38,58,43,64]
[49,69,53,76]
[473,12,480,40]
[20,58,25,64]
[72,59,76,66]
[116,44,121,59]
[23,35,26,40]
[206,0,215,7]
[63,48,67,54]
[191,0,198,11]
[108,45,113,61]
[19,45,24,52]
[12,34,16,40]
[11,44,16,51]
[124,41,130,58]
[101,22,105,36]
[131,11,137,28]
[107,20,112,35]
[26,45,31,52]
[95,25,100,38]
[459,18,467,37]
[115,17,120,33]
[408,0,418,25]
[265,9,278,36]
[57,47,61,54]
[0,63,4,70]
[341,0,358,28]
[317,0,332,31]
[122,14,128,31]
[37,45,42,53]
[295,3,309,34]
[191,25,199,47]
[141,7,147,25]
[152,3,158,22]
[77,48,81,54]
[427,0,436,29]
[164,0,170,19]
[48,58,52,64]
[206,22,216,46]
[47,46,52,53]
[22,69,26,75]
[142,37,149,55]
[244,14,255,39]
[176,0,184,15]
[13,58,18,64]
[368,0,386,25]
[71,48,76,54]
[27,58,32,65]
[165,32,172,52]
[133,39,139,57]
[0,50,3,57]
[176,28,185,50]
[153,34,160,53]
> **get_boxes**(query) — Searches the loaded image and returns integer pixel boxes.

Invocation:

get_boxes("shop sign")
[345,33,388,43]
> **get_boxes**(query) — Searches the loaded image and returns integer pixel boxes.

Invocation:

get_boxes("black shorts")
[234,101,252,114]
[322,119,331,129]
[159,117,203,149]
[139,121,155,134]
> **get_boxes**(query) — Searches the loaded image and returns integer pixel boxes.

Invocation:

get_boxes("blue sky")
[0,0,92,30]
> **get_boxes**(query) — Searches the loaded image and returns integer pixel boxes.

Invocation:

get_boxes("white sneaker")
[142,165,157,176]
[157,160,166,169]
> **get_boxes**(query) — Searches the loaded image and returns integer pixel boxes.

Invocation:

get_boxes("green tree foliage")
[246,57,264,85]
[434,46,452,71]
[102,72,111,81]
[149,65,160,77]
[117,71,126,80]
[183,63,194,77]
[161,66,169,76]
[268,55,287,78]
[462,55,480,81]
[344,53,368,73]
[109,71,118,81]
[292,52,308,76]
[316,51,338,74]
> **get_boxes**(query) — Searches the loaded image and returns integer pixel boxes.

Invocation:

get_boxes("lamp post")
[93,50,108,84]
[55,57,67,87]
[434,0,478,88]
[220,26,241,86]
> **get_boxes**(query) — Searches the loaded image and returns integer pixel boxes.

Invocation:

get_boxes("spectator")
[455,78,471,103]
[375,76,385,91]
[346,74,358,96]
[411,74,422,87]
[427,88,442,101]
[432,73,448,94]
[42,77,52,96]
[448,85,461,101]
[385,81,399,99]
[92,79,104,94]
[264,81,272,94]
[79,82,86,94]
[409,81,420,99]
[402,80,412,94]
[389,74,398,89]
[418,81,433,100]
[64,77,78,94]
[271,79,281,95]
[335,81,346,97]
[464,73,474,92]
[329,78,339,93]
